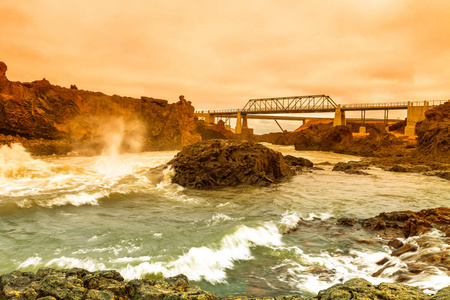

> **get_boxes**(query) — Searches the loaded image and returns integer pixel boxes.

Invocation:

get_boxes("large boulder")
[168,139,293,189]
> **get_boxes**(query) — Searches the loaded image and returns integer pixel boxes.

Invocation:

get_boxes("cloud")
[1,0,450,114]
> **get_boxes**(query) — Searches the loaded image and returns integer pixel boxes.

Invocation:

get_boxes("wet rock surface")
[168,139,293,189]
[332,160,371,175]
[2,268,450,300]
[0,268,219,300]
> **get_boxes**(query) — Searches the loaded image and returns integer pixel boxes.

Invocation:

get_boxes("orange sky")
[1,0,450,128]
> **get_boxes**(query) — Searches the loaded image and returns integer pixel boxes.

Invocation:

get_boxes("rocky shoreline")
[1,267,449,300]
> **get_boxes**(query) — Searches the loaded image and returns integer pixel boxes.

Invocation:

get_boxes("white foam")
[278,211,301,233]
[120,223,283,283]
[18,255,42,268]
[45,256,106,271]
[36,191,109,207]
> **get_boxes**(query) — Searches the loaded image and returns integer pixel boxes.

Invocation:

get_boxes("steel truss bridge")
[195,95,448,134]
[196,95,447,116]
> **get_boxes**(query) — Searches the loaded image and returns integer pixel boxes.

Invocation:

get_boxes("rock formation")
[0,61,201,154]
[0,268,219,300]
[168,139,293,189]
[1,267,450,299]
[195,119,237,141]
[414,101,450,164]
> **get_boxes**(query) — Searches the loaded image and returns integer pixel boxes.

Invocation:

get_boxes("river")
[0,143,449,297]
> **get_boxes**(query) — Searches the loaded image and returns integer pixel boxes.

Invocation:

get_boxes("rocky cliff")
[414,101,450,164]
[0,62,201,155]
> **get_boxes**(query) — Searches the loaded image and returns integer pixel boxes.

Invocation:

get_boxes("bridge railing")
[342,99,448,110]
[195,109,239,114]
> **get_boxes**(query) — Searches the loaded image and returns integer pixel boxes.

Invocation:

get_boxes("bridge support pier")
[333,105,346,126]
[242,115,248,129]
[206,112,215,124]
[235,110,242,134]
[405,101,429,136]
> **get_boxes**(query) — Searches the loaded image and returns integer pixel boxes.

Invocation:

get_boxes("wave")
[120,223,283,283]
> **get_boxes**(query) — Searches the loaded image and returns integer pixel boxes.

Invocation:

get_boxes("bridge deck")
[196,97,447,116]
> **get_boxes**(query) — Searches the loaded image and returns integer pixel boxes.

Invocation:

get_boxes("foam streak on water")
[1,143,450,297]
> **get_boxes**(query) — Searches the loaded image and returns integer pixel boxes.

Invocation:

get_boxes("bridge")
[195,95,448,136]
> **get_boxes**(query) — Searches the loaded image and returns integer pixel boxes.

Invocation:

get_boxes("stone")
[317,278,429,300]
[168,139,293,189]
[430,285,450,300]
[332,161,371,175]
[283,155,314,168]
[391,243,418,257]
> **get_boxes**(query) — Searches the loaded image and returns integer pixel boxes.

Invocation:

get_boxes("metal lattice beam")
[241,95,338,114]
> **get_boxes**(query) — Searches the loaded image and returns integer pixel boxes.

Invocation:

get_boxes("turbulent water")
[0,143,449,297]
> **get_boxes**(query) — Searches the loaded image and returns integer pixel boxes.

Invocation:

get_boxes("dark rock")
[376,257,390,265]
[195,120,236,141]
[317,278,428,300]
[415,101,450,164]
[283,155,314,168]
[390,164,432,173]
[0,268,220,300]
[332,161,371,175]
[391,243,418,257]
[0,62,201,154]
[435,171,450,181]
[387,239,404,249]
[168,139,293,189]
[336,218,356,227]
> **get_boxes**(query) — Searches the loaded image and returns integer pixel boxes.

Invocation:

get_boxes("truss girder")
[241,95,338,114]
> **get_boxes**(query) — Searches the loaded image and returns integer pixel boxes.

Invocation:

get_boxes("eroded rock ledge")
[1,268,449,300]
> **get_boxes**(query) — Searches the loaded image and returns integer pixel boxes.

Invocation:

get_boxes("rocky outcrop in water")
[168,139,293,189]
[360,207,450,238]
[0,62,201,155]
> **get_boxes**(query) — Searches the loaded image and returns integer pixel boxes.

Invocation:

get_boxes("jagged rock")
[317,278,428,300]
[0,269,219,300]
[332,161,371,175]
[390,164,432,173]
[195,119,236,140]
[168,139,293,189]
[0,61,201,154]
[283,155,314,168]
[415,101,450,164]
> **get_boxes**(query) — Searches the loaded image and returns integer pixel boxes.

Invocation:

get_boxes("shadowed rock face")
[0,62,201,154]
[415,101,450,164]
[168,139,293,189]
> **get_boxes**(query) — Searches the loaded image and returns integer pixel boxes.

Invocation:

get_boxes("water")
[0,143,449,297]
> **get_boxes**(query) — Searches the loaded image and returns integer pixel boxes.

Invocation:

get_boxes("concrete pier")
[333,105,346,126]
[235,110,242,134]
[405,101,429,136]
